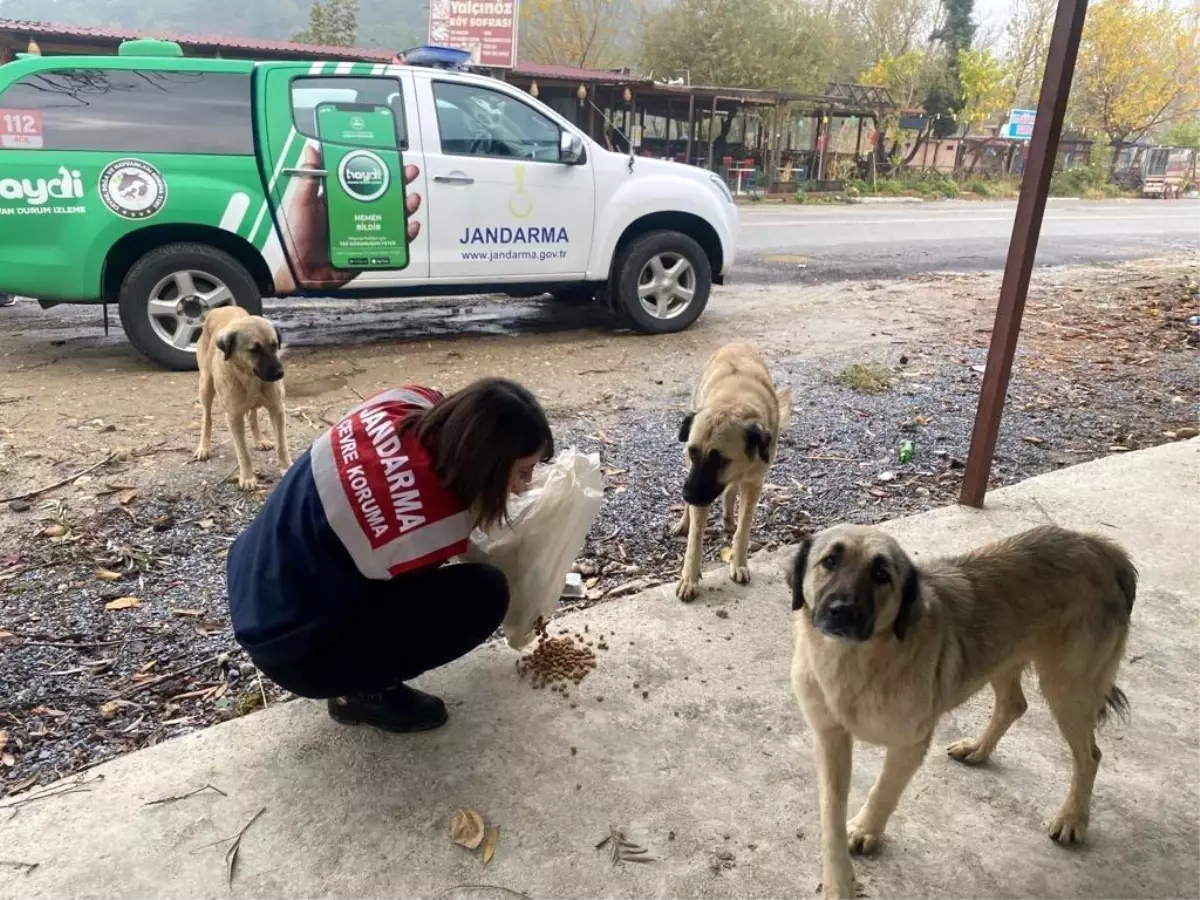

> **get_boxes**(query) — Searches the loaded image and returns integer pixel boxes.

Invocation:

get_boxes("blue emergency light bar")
[397,45,474,70]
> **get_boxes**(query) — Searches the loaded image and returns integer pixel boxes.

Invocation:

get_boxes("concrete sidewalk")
[2,441,1197,900]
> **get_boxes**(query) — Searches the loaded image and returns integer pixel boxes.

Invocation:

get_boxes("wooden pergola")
[960,0,1090,507]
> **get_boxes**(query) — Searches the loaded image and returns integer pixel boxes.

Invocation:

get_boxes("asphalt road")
[734,198,1199,284]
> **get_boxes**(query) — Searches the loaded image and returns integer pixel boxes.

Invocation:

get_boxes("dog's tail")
[1098,685,1131,725]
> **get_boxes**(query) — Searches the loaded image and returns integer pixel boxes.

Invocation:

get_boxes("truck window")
[0,69,253,154]
[432,82,560,162]
[290,77,406,146]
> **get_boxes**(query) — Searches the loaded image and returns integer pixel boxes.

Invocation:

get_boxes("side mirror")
[559,131,585,165]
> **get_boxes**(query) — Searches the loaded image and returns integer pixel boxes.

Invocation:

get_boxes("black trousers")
[258,562,509,699]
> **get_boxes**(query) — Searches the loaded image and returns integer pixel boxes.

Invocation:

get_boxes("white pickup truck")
[0,40,739,369]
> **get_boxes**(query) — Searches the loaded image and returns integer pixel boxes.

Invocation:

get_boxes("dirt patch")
[1,259,1196,795]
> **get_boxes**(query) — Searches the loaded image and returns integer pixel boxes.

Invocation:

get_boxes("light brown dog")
[193,307,292,491]
[789,524,1136,899]
[673,342,792,601]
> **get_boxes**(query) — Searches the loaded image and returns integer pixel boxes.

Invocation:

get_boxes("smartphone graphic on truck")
[315,101,409,271]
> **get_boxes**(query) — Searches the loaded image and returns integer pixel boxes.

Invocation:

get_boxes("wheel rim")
[637,252,696,320]
[146,269,236,355]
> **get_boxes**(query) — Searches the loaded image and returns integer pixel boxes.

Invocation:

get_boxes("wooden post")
[960,0,1091,508]
[708,97,719,171]
[685,93,695,164]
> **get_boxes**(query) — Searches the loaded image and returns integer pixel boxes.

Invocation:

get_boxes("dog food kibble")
[515,617,598,692]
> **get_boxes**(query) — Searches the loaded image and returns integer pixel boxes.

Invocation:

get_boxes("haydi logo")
[338,150,390,203]
[0,166,83,205]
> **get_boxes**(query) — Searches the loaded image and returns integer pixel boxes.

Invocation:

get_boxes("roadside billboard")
[427,0,519,68]
[1001,108,1036,140]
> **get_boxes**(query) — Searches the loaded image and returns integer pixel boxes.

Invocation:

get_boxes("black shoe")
[327,683,448,733]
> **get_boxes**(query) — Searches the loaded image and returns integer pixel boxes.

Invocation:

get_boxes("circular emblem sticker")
[98,159,166,219]
[338,150,390,203]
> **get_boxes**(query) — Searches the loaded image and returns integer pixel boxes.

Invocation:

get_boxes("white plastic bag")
[466,448,604,649]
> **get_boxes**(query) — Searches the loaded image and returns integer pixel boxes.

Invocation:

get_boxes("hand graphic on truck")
[275,141,422,290]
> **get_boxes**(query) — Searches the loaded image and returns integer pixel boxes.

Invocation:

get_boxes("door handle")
[434,175,475,185]
[283,167,328,177]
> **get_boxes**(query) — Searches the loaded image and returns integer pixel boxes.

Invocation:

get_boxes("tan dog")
[194,307,292,491]
[674,342,792,601]
[788,524,1136,900]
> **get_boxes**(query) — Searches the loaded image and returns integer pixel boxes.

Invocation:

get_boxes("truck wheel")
[612,230,711,334]
[118,243,262,371]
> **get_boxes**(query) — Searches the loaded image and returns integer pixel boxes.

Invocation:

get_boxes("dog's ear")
[893,564,921,640]
[215,328,237,361]
[788,538,812,610]
[677,412,695,443]
[745,423,772,463]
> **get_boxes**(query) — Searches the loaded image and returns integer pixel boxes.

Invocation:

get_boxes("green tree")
[639,0,836,92]
[291,0,358,46]
[1161,119,1200,148]
[924,0,977,136]
[520,0,635,69]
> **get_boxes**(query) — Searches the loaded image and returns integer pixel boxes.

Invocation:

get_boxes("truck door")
[412,72,596,282]
[253,62,429,289]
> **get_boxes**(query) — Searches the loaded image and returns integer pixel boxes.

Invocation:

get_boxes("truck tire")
[611,230,711,334]
[118,243,262,371]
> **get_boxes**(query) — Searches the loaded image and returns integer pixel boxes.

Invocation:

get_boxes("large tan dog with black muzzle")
[788,523,1137,900]
[674,342,792,601]
[194,306,292,491]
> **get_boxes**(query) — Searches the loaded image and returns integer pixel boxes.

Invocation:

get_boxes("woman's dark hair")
[406,378,553,528]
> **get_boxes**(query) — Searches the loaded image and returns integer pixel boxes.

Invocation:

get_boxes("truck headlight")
[709,174,734,204]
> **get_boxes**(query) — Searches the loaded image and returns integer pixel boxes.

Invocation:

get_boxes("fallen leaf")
[31,706,66,717]
[42,524,68,538]
[118,490,138,506]
[137,659,158,673]
[198,518,216,530]
[1,752,14,767]
[95,568,123,582]
[99,700,120,719]
[172,609,204,618]
[450,808,485,850]
[719,547,732,562]
[0,630,16,644]
[105,596,143,611]
[481,825,499,864]
[1021,436,1044,445]
[0,730,7,752]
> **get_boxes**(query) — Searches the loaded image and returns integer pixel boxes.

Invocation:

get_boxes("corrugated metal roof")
[0,17,395,61]
[510,61,647,84]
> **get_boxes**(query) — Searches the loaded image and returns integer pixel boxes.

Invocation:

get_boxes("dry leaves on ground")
[482,826,499,865]
[105,596,142,611]
[450,808,485,850]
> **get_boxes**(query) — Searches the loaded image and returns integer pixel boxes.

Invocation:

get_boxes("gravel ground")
[2,265,1196,796]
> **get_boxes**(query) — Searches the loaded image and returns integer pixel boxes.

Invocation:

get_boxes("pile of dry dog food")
[515,619,607,694]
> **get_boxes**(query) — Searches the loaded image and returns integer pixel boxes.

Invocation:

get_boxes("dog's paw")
[255,438,275,451]
[846,817,881,855]
[676,576,700,602]
[947,737,991,765]
[819,865,858,900]
[670,517,689,538]
[729,562,751,584]
[722,517,737,535]
[193,445,212,462]
[236,474,259,492]
[277,453,294,473]
[1048,808,1089,845]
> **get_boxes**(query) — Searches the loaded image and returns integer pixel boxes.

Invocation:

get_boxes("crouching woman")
[226,379,553,732]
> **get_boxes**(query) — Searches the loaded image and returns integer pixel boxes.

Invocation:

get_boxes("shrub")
[794,189,807,204]
[968,181,992,197]
[834,362,892,394]
[938,178,959,197]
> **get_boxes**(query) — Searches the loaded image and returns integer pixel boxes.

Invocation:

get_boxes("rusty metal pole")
[959,0,1090,508]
